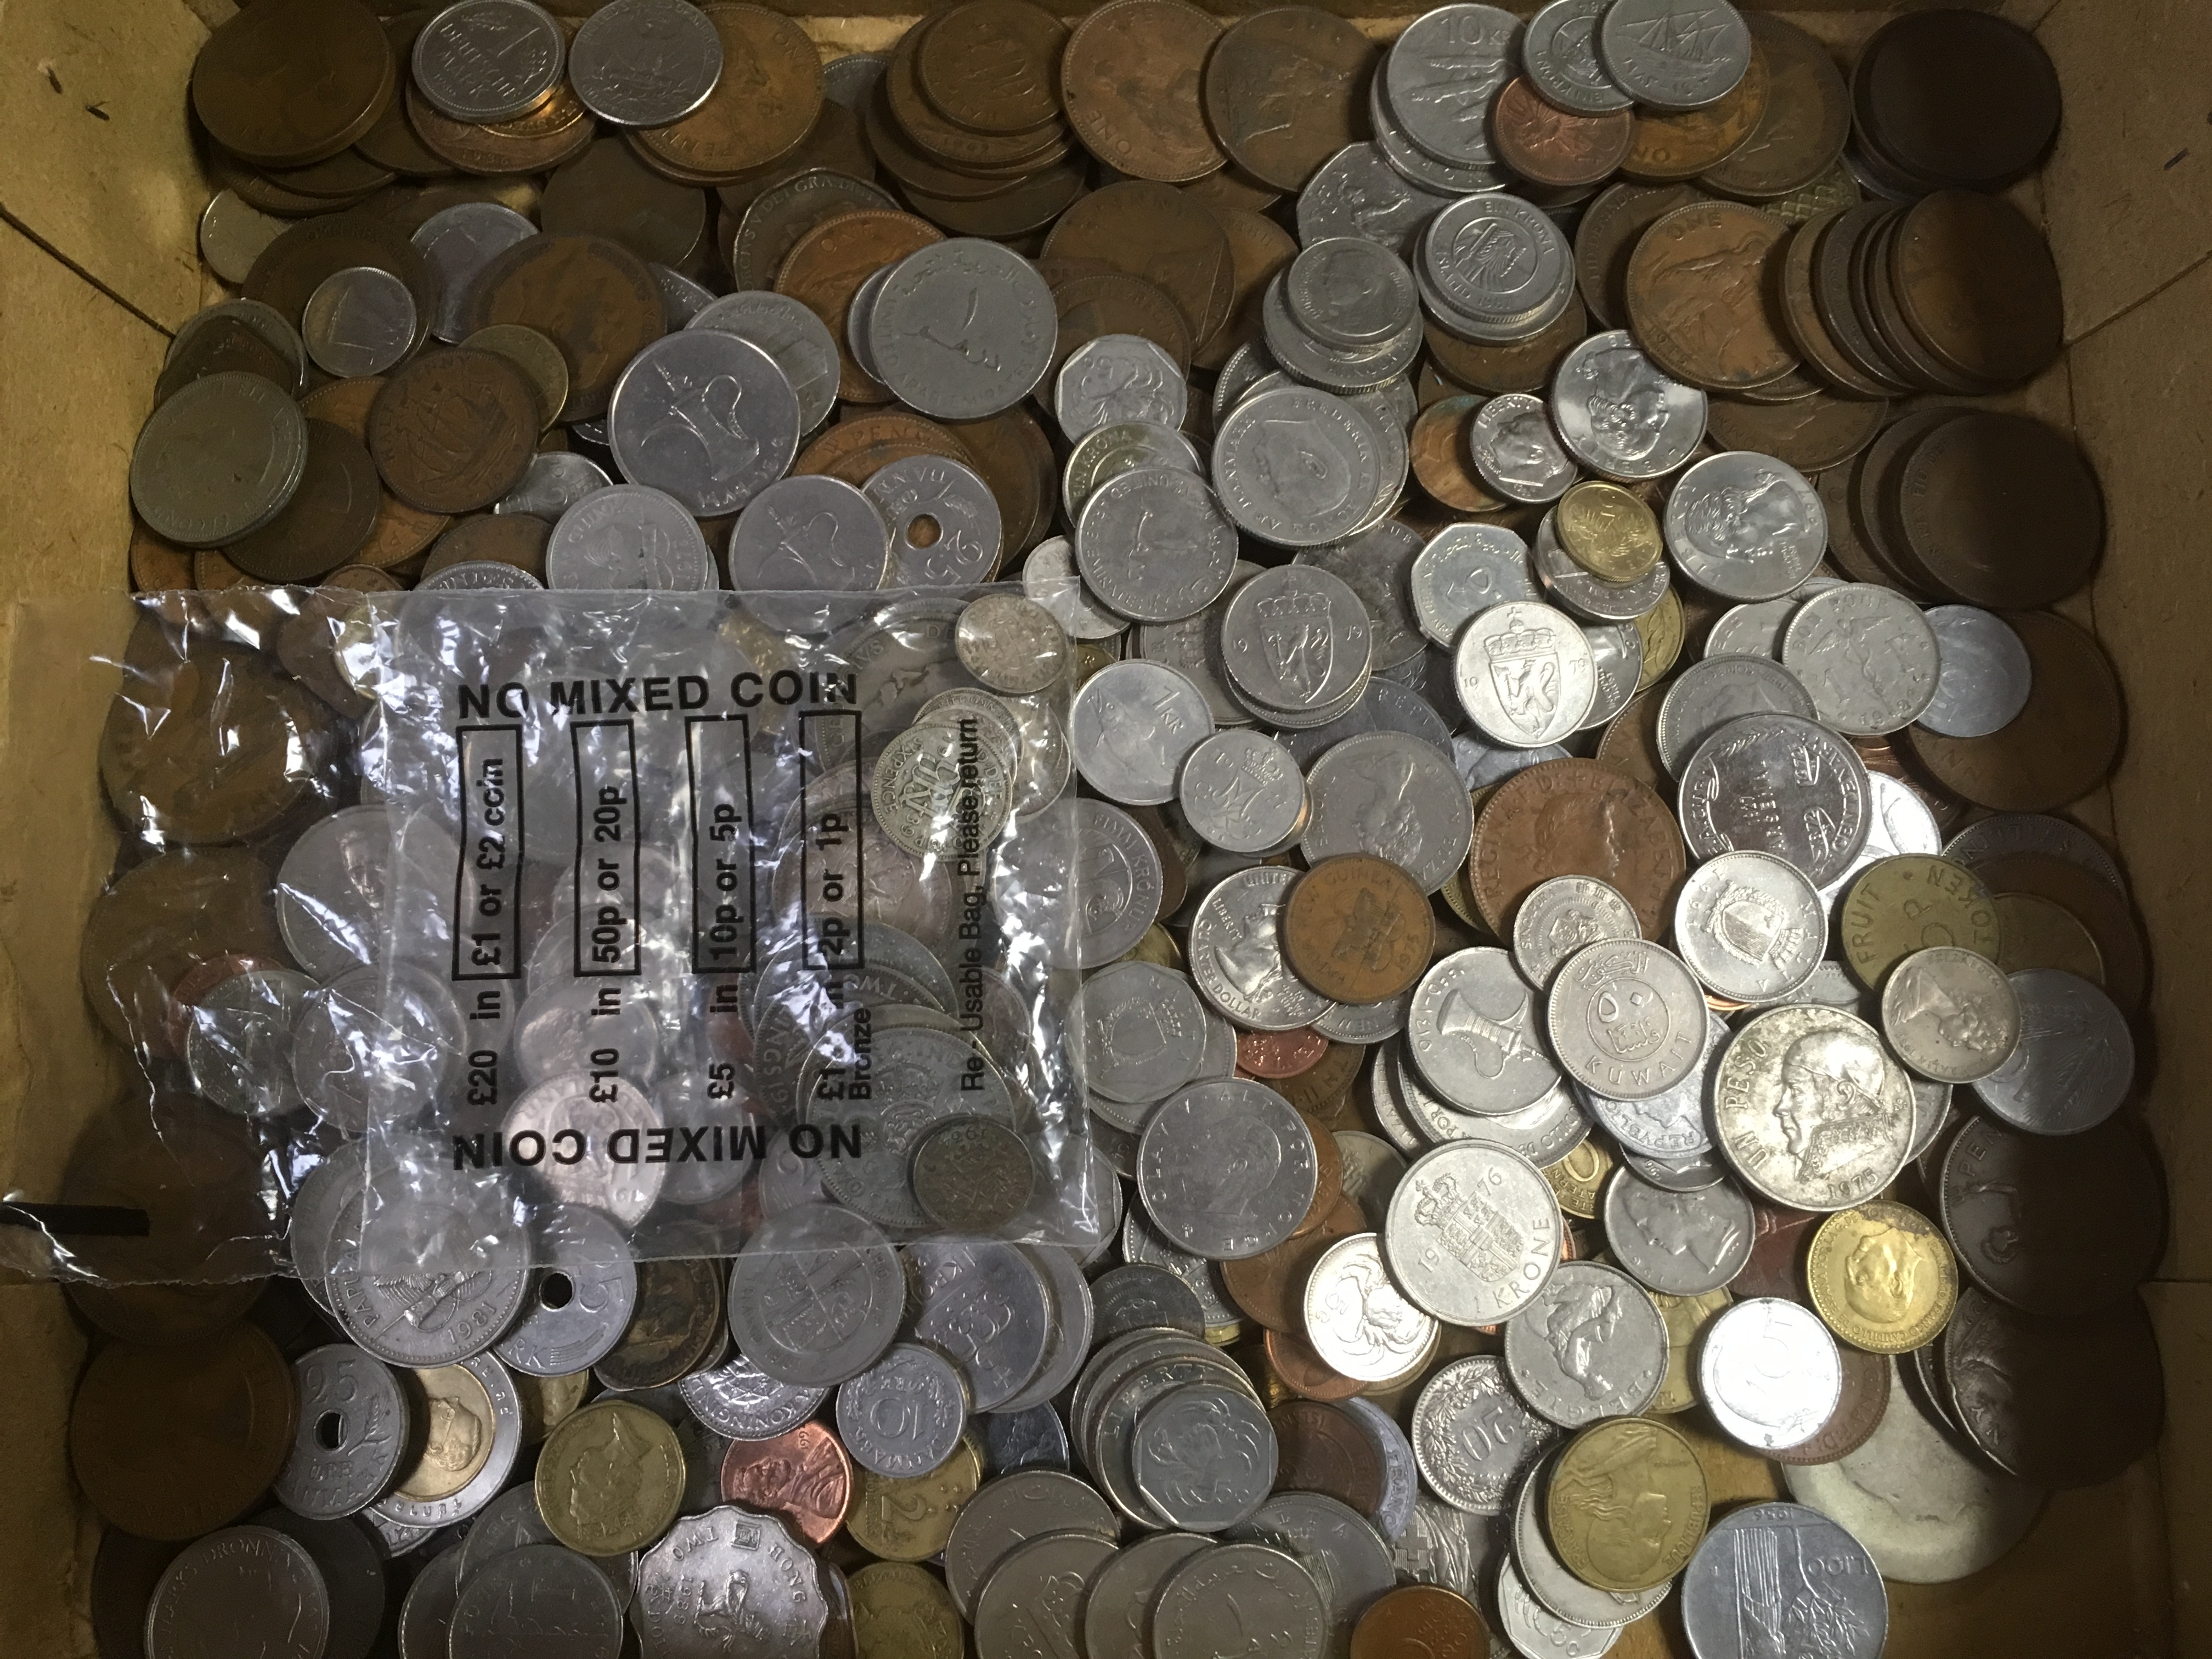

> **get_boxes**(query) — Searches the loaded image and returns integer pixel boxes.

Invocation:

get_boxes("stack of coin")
[69,2,2168,1656]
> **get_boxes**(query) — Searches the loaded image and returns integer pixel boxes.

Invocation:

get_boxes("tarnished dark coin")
[191,0,394,170]
[1626,200,1799,391]
[1889,190,2063,391]
[419,514,552,583]
[916,0,1068,134]
[405,75,595,177]
[1062,0,1227,183]
[631,2,825,181]
[1425,289,1589,396]
[594,1257,727,1390]
[1269,1399,1385,1515]
[243,215,435,359]
[539,137,709,267]
[1894,411,2100,608]
[1900,612,2123,813]
[1698,14,1849,201]
[912,1116,1038,1231]
[459,232,668,421]
[154,316,298,409]
[224,420,381,583]
[366,349,539,514]
[1851,9,2061,193]
[1043,180,1234,343]
[1051,269,1195,376]
[1706,388,1885,473]
[1202,8,1376,193]
[775,210,944,402]
[1573,180,1707,329]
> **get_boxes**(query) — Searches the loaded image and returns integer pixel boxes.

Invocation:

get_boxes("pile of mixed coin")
[65,0,2164,1656]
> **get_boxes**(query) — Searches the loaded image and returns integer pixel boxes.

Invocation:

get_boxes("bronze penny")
[366,349,538,514]
[596,1258,728,1390]
[1182,167,1284,216]
[242,212,436,350]
[1729,1202,1820,1301]
[1408,396,1502,514]
[224,420,382,583]
[1813,452,1898,592]
[1850,10,2061,195]
[1274,1041,1368,1123]
[946,404,1057,557]
[916,0,1069,135]
[1492,78,1633,190]
[1352,1585,1489,1659]
[1269,1399,1386,1511]
[1194,205,1298,370]
[1705,391,1887,474]
[356,13,453,179]
[1698,15,1850,201]
[420,514,552,582]
[631,3,824,182]
[887,21,1070,176]
[776,210,945,402]
[864,81,1023,202]
[795,410,977,487]
[1891,190,2064,392]
[464,325,571,432]
[154,317,297,408]
[1224,1195,1362,1333]
[1572,181,1706,330]
[1619,38,1769,183]
[193,550,257,592]
[1424,290,1589,395]
[716,102,879,216]
[1777,208,1899,399]
[1626,200,1798,391]
[1767,1343,1891,1466]
[1202,7,1376,193]
[1467,758,1685,940]
[540,136,709,267]
[263,146,398,204]
[403,77,596,177]
[1972,850,2147,1017]
[1263,1329,1363,1404]
[1862,213,1988,397]
[191,0,394,170]
[1237,1028,1330,1081]
[1897,413,2103,610]
[1283,854,1435,1005]
[1808,202,1915,393]
[211,150,354,218]
[130,521,196,594]
[1043,179,1234,342]
[721,1423,854,1546]
[1062,0,1227,183]
[1291,1137,1350,1239]
[907,165,1089,240]
[1852,407,1958,596]
[1051,269,1194,376]
[460,232,667,421]
[730,171,900,294]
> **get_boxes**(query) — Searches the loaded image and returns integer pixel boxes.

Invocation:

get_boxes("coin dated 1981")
[1712,1005,1915,1211]
[1383,1142,1561,1327]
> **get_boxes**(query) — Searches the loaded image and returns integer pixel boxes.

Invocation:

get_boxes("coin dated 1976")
[1712,1005,1915,1211]
[1383,1142,1561,1327]
[1699,1297,1843,1452]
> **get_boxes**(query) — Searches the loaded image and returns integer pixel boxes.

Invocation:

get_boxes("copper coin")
[907,166,1089,240]
[1900,612,2123,815]
[795,410,977,486]
[1813,452,1898,592]
[1896,413,2102,609]
[421,514,552,582]
[1062,0,1227,183]
[355,14,451,178]
[403,77,596,178]
[130,521,197,594]
[365,349,538,514]
[1274,1041,1369,1121]
[1698,14,1850,201]
[460,232,667,421]
[718,101,879,215]
[864,79,1026,202]
[916,0,1069,134]
[265,146,398,204]
[540,137,709,267]
[243,212,435,348]
[1852,407,1957,596]
[192,0,394,170]
[1973,851,2147,1017]
[1051,269,1194,376]
[1492,78,1633,189]
[1850,10,2061,195]
[631,3,824,182]
[1573,180,1707,329]
[1593,689,1667,798]
[1351,1584,1488,1659]
[1619,38,1769,183]
[1778,208,1899,399]
[1194,205,1299,369]
[1269,1399,1386,1511]
[1863,213,1987,396]
[1182,167,1285,216]
[1424,290,1589,395]
[1808,202,1916,394]
[1282,854,1435,1005]
[1202,7,1376,193]
[776,209,945,402]
[193,550,257,592]
[597,1259,728,1390]
[721,1423,854,1545]
[1043,179,1234,342]
[1224,1196,1361,1332]
[1263,1329,1364,1403]
[1705,390,1887,473]
[1729,1203,1820,1301]
[1626,200,1799,390]
[945,404,1058,557]
[224,420,382,583]
[1409,396,1503,513]
[1767,1343,1891,1466]
[1467,758,1685,939]
[1238,1028,1331,1080]
[886,22,1069,176]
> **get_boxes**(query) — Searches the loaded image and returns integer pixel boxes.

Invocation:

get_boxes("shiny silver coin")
[1220,562,1375,713]
[1549,330,1706,480]
[1410,1354,1560,1515]
[1212,386,1385,548]
[688,289,843,433]
[724,1203,902,1386]
[1342,1396,1419,1541]
[871,238,1054,418]
[1407,946,1562,1115]
[302,266,417,379]
[1295,520,1427,672]
[274,1345,410,1522]
[1025,533,1130,641]
[1288,236,1420,348]
[1679,1503,1888,1658]
[1524,0,1633,113]
[1970,967,2132,1134]
[1598,0,1753,111]
[1580,1007,1724,1160]
[1880,946,2022,1084]
[607,333,798,518]
[1065,418,1204,520]
[1179,729,1307,855]
[1370,66,1509,196]
[1703,581,1837,661]
[973,1532,1119,1656]
[1545,938,1707,1101]
[1299,729,1471,893]
[1076,960,1209,1104]
[1226,1491,1396,1659]
[492,1205,637,1378]
[836,1342,970,1478]
[994,795,1163,969]
[413,0,565,121]
[1261,273,1424,394]
[415,560,544,591]
[1092,1262,1209,1342]
[726,475,890,627]
[1713,1004,1915,1211]
[955,593,1068,695]
[1188,864,1335,1031]
[907,1239,1053,1413]
[1502,1260,1667,1427]
[1154,1543,1327,1659]
[1499,1556,1619,1657]
[1781,583,1943,735]
[545,483,716,590]
[1625,1145,1730,1192]
[1469,392,1579,505]
[1453,599,1597,747]
[1511,874,1639,990]
[1296,142,1459,258]
[1301,1230,1441,1383]
[292,964,464,1135]
[1077,466,1239,624]
[944,1469,1119,1619]
[1057,333,1189,442]
[1655,653,1818,777]
[1383,1142,1561,1325]
[1070,659,1216,804]
[1410,522,1541,647]
[1384,8,1522,168]
[1672,849,1827,1003]
[1919,605,2034,738]
[1579,620,1645,730]
[501,1073,666,1227]
[636,1509,828,1659]
[994,1246,1097,1417]
[870,713,1014,859]
[146,1527,330,1659]
[183,967,314,1118]
[1132,1383,1279,1532]
[1601,1164,1756,1295]
[1664,450,1827,601]
[1138,1077,1318,1260]
[679,1350,828,1441]
[568,0,724,126]
[1677,712,1871,888]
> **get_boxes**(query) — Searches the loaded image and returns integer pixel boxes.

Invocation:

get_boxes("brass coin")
[1974,849,2146,1017]
[1468,758,1685,940]
[1573,181,1707,330]
[1697,15,1850,201]
[1424,289,1590,395]
[1626,200,1800,391]
[1409,396,1503,513]
[459,232,667,422]
[1351,1585,1489,1659]
[1493,77,1634,189]
[850,1562,963,1659]
[1620,38,1769,183]
[69,1324,297,1541]
[1062,0,1227,183]
[1043,179,1234,342]
[1051,269,1194,377]
[421,514,552,582]
[1807,1199,1959,1355]
[1648,1286,1729,1414]
[1545,1417,1709,1593]
[514,1369,592,1447]
[1194,205,1298,370]
[1993,891,2104,984]
[594,1257,727,1390]
[1631,590,1683,690]
[631,3,824,182]
[224,420,382,583]
[540,136,710,267]
[916,0,1069,135]
[191,0,394,170]
[1202,8,1376,193]
[776,210,945,402]
[1542,1139,1613,1222]
[1838,854,1999,989]
[404,77,596,177]
[461,325,571,432]
[847,1440,984,1561]
[391,1363,497,1502]
[366,349,539,514]
[1555,480,1662,582]
[1282,854,1435,1004]
[537,1400,687,1556]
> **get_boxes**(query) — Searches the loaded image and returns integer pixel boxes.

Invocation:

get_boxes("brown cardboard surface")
[0,1286,93,1659]
[0,0,210,331]
[2147,1282,2212,1659]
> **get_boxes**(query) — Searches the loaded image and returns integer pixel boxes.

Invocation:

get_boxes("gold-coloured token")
[849,1562,963,1659]
[847,1438,983,1562]
[514,1368,592,1446]
[1632,587,1684,690]
[1993,890,2105,983]
[1805,1199,1959,1354]
[1121,921,1184,969]
[1838,854,2000,988]
[1541,1139,1613,1220]
[535,1399,687,1556]
[1547,1417,1710,1593]
[1556,480,1663,582]
[393,1364,498,1502]
[1649,1286,1730,1414]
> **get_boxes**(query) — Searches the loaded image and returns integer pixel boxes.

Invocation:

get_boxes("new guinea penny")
[1061,0,1227,183]
[459,233,667,422]
[1626,200,1799,390]
[1283,854,1435,1005]
[1468,758,1686,940]
[367,349,539,514]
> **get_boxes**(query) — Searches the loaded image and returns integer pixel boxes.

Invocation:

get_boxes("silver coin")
[294,964,464,1135]
[183,967,314,1118]
[1282,676,1455,774]
[1503,1260,1666,1426]
[870,713,1014,859]
[457,1487,631,1606]
[1602,1165,1756,1295]
[1155,1543,1327,1659]
[1057,333,1189,441]
[1211,386,1385,548]
[1549,330,1705,481]
[1581,1008,1724,1159]
[1188,864,1335,1031]
[956,594,1068,696]
[995,796,1162,969]
[568,0,723,125]
[1083,1531,1214,1659]
[1394,1495,1499,1600]
[1212,339,1281,425]
[995,1245,1097,1417]
[1677,712,1871,887]
[1468,393,1578,505]
[545,483,716,590]
[679,1350,827,1441]
[413,0,565,121]
[1180,730,1307,855]
[607,331,797,517]
[1703,582,1835,662]
[146,1527,330,1659]
[944,1469,1120,1618]
[1262,273,1424,394]
[821,1028,1017,1229]
[1066,419,1205,520]
[1510,1451,1667,1629]
[1523,0,1633,112]
[1712,1005,1915,1210]
[1293,520,1428,673]
[1531,509,1671,624]
[1122,1210,1242,1330]
[497,451,612,520]
[1879,946,2021,1085]
[501,1073,666,1227]
[370,1351,523,1528]
[1673,849,1826,1003]
[1970,967,2131,1134]
[1943,811,2127,893]
[274,1344,410,1521]
[1411,1355,1560,1515]
[1664,452,1827,601]
[411,202,537,344]
[1655,654,1818,776]
[1077,466,1238,624]
[1410,522,1541,647]
[166,297,307,392]
[1545,938,1706,1100]
[1297,143,1458,258]
[416,560,545,591]
[1384,1142,1560,1325]
[1782,1363,2045,1583]
[493,1204,637,1377]
[1384,7,1522,167]
[1070,660,1217,805]
[1624,1145,1729,1192]
[1453,600,1596,747]
[1369,65,1509,196]
[326,1197,531,1368]
[302,267,417,379]
[1917,605,2033,738]
[1407,947,1560,1115]
[1578,622,1644,731]
[1420,195,1569,326]
[451,1544,622,1659]
[1092,1262,1208,1342]
[870,238,1056,418]
[1227,1491,1396,1659]
[1300,730,1472,893]
[1139,1077,1318,1259]
[973,1532,1118,1655]
[1405,1042,1595,1167]
[1781,583,1942,735]
[1598,0,1753,111]
[907,1238,1053,1412]
[1301,1229,1441,1383]
[131,370,309,546]
[689,289,843,433]
[1341,1396,1420,1541]
[1024,534,1128,641]
[727,474,891,626]
[637,1508,828,1659]
[1076,960,1208,1104]
[510,976,662,1087]
[836,1342,970,1478]
[1132,1383,1278,1532]
[396,1547,462,1659]
[1499,1557,1618,1658]
[1510,875,1639,991]
[198,188,290,286]
[1700,1297,1844,1453]
[724,1203,902,1386]
[654,262,714,329]
[1288,237,1419,348]
[976,1402,1073,1476]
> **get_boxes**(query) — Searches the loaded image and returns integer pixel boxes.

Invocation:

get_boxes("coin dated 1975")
[1712,1005,1915,1211]
[1383,1142,1561,1327]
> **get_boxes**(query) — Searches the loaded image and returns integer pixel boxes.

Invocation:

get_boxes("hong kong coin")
[1672,850,1826,1003]
[1383,1142,1561,1325]
[1970,968,2133,1134]
[1678,1503,1887,1659]
[837,1344,970,1479]
[1504,1261,1667,1427]
[1139,1078,1318,1259]
[1712,1005,1915,1211]
[1546,938,1706,1100]
[636,1509,828,1659]
[1880,946,2021,1084]
[1454,601,1597,748]
[1601,1166,1757,1296]
[1699,1297,1844,1451]
[1301,1231,1440,1384]
[724,1204,903,1387]
[274,1344,410,1521]
[1406,947,1561,1115]
[1410,1355,1559,1515]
